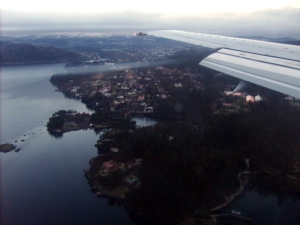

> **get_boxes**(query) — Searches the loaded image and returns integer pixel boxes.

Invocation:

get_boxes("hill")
[0,41,83,66]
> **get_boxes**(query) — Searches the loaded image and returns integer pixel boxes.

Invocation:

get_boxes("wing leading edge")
[148,30,300,98]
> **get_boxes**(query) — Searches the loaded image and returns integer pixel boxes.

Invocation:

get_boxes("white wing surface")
[148,30,300,98]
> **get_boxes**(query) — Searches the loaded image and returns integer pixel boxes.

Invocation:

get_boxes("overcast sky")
[1,0,300,38]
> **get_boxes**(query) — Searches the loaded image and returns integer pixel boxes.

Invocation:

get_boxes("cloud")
[1,7,300,39]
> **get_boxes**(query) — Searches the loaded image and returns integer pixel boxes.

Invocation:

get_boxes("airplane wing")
[148,30,300,98]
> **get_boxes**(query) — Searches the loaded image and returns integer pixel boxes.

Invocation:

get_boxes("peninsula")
[46,110,92,135]
[48,60,300,224]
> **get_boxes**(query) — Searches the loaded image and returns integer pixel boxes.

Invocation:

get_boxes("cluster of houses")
[224,91,263,103]
[219,91,265,111]
[246,95,263,103]
[101,158,142,171]
[79,34,191,64]
[100,158,142,187]
[96,68,208,115]
[60,66,203,115]
[57,65,299,118]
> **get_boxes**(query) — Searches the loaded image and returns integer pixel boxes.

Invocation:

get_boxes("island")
[46,110,93,135]
[0,143,17,153]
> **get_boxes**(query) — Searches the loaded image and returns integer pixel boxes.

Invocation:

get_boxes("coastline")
[0,61,68,67]
[43,63,300,225]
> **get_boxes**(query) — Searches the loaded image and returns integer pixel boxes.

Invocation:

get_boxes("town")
[50,57,297,123]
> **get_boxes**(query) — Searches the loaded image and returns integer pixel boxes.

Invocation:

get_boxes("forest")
[90,86,300,224]
[46,47,300,223]
[0,41,83,65]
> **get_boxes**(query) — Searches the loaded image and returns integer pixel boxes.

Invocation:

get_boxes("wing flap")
[201,51,300,98]
[267,51,300,61]
[218,49,300,70]
[226,44,275,55]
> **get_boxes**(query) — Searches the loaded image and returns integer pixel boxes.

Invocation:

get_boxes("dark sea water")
[1,64,300,225]
[222,186,300,225]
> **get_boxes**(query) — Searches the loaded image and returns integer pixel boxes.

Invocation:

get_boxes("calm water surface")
[222,185,300,225]
[1,64,134,225]
[1,64,300,225]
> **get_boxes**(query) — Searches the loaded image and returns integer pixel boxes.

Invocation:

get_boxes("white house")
[255,95,263,102]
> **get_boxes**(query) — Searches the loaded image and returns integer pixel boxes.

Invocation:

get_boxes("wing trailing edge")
[148,30,300,98]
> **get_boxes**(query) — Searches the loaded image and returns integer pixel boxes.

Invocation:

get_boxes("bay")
[222,185,300,225]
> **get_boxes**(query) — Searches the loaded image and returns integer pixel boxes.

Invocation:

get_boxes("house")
[102,161,116,170]
[224,91,243,97]
[137,95,145,101]
[144,107,153,113]
[113,100,120,105]
[102,92,111,97]
[222,103,236,109]
[233,92,243,97]
[246,95,255,103]
[174,83,183,87]
[110,148,119,153]
[285,96,294,101]
[125,175,140,187]
[255,95,263,102]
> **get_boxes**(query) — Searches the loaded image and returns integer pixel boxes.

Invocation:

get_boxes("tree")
[47,117,64,129]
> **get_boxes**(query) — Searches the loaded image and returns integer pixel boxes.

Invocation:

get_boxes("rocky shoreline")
[85,152,141,198]
[86,156,300,224]
[0,143,17,153]
[0,143,19,153]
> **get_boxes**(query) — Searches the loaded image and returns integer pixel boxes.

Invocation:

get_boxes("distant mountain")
[0,42,83,66]
[238,36,300,45]
[283,41,300,46]
[271,37,299,42]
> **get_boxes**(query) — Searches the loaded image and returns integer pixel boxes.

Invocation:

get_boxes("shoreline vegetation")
[46,110,93,135]
[47,63,300,224]
[0,41,83,66]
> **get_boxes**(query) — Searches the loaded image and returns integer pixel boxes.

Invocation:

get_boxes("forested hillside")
[0,41,83,66]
